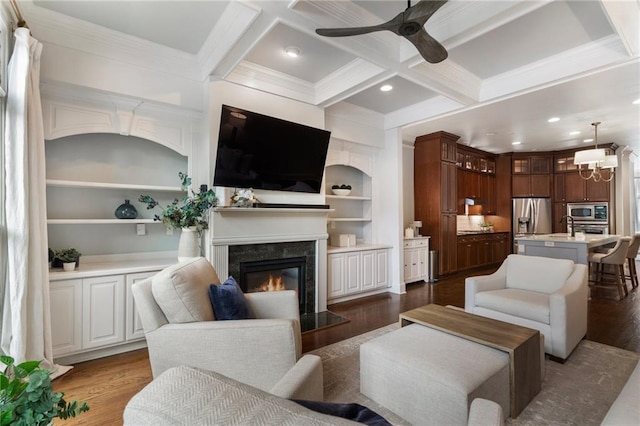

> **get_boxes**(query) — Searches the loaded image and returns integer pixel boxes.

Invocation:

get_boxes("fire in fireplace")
[239,257,307,313]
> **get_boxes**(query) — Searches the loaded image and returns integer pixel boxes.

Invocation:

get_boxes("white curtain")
[0,27,54,370]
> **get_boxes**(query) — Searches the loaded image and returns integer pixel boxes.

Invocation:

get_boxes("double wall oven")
[566,202,609,234]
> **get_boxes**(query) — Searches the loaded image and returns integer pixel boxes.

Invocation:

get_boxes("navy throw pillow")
[291,400,392,426]
[208,276,254,320]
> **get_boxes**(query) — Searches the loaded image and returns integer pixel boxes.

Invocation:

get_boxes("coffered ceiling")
[22,0,640,154]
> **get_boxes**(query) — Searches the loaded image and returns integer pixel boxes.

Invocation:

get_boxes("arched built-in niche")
[46,133,189,256]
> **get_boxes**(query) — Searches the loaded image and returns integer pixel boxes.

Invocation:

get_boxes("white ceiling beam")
[315,59,386,105]
[197,1,261,81]
[599,0,639,57]
[408,60,481,106]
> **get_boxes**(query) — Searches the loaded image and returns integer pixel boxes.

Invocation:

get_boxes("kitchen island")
[514,234,620,265]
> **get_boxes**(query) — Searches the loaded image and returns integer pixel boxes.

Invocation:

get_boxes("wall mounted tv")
[213,105,331,194]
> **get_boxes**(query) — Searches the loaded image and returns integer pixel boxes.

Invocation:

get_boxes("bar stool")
[625,234,640,289]
[588,237,631,300]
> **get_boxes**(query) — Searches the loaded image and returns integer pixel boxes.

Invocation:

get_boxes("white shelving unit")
[325,164,373,244]
[46,179,182,192]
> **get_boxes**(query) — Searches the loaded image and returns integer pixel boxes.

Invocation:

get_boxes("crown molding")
[481,35,628,101]
[225,60,315,104]
[21,2,201,81]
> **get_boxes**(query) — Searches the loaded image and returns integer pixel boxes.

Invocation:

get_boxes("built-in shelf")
[46,179,183,192]
[328,217,372,222]
[48,219,158,224]
[326,195,372,201]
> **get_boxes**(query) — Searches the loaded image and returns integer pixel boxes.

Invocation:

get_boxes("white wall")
[376,128,405,294]
[402,142,415,229]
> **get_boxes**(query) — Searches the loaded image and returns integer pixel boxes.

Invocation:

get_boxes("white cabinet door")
[50,279,82,357]
[409,249,421,280]
[328,254,347,298]
[345,252,361,294]
[419,247,429,280]
[403,248,413,282]
[361,250,376,292]
[375,249,389,288]
[126,272,155,341]
[82,275,125,349]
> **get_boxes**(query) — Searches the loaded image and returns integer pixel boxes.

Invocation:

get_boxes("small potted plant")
[48,248,54,269]
[55,248,82,271]
[0,355,89,425]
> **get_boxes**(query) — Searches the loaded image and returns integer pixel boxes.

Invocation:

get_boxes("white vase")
[62,262,76,271]
[178,227,200,261]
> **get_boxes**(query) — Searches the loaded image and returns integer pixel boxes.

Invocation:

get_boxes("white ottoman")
[360,324,510,425]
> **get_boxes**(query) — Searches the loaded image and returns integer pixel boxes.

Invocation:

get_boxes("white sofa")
[465,254,588,361]
[602,360,640,425]
[124,365,506,426]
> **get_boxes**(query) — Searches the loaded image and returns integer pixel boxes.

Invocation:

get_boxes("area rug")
[307,323,639,425]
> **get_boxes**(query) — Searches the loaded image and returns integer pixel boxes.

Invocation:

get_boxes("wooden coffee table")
[399,304,541,418]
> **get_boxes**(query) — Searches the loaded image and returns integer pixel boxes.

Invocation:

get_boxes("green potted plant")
[0,355,89,425]
[54,248,81,271]
[139,173,218,260]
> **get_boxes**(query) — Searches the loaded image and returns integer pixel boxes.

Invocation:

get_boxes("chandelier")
[573,121,617,182]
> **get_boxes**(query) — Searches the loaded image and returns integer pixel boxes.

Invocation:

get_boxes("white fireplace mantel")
[208,207,332,312]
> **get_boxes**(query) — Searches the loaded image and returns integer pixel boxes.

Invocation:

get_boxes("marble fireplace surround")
[208,207,331,313]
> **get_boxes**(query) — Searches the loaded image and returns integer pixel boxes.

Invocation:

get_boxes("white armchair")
[465,254,588,361]
[132,257,323,401]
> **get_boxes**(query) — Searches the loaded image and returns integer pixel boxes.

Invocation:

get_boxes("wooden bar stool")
[588,237,631,300]
[625,234,640,289]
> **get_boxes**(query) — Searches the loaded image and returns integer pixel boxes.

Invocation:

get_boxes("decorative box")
[331,234,356,247]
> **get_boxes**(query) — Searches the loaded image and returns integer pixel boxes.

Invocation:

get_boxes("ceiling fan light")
[574,148,605,165]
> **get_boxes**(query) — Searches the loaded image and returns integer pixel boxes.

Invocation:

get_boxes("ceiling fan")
[315,0,448,64]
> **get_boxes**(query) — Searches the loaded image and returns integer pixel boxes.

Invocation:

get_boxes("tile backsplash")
[457,215,488,231]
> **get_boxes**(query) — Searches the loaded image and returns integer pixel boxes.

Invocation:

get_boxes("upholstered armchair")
[132,257,323,401]
[465,254,588,361]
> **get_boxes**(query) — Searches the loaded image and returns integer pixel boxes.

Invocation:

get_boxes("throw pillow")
[291,400,392,426]
[208,276,254,320]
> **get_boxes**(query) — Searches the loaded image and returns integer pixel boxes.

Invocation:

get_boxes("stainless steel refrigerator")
[512,197,552,251]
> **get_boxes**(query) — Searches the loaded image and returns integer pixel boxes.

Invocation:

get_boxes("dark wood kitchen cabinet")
[512,154,552,197]
[457,233,509,272]
[415,131,460,276]
[563,171,610,202]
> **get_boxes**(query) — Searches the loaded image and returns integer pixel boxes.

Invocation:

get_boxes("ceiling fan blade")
[316,25,388,37]
[404,28,448,63]
[405,0,448,24]
[316,12,404,38]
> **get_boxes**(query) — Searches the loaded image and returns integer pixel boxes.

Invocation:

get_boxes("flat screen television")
[213,105,331,194]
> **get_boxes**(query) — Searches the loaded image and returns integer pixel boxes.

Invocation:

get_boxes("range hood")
[465,197,486,205]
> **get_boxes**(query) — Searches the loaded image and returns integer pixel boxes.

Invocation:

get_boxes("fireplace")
[228,241,316,315]
[239,257,306,314]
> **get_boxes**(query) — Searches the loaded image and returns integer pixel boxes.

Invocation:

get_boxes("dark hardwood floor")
[53,264,640,425]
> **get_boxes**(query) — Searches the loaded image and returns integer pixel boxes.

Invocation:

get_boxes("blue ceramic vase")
[115,199,138,219]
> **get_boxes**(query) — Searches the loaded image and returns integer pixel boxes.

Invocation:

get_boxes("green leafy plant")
[139,173,218,231]
[0,355,89,425]
[54,248,81,264]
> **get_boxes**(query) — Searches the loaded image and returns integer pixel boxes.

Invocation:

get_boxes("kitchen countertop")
[457,230,509,236]
[513,233,620,264]
[514,233,620,247]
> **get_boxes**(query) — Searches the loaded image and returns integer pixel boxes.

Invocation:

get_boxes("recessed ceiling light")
[583,138,594,143]
[512,141,522,145]
[380,84,393,92]
[548,117,560,123]
[284,46,301,58]
[569,131,580,136]
[633,98,640,105]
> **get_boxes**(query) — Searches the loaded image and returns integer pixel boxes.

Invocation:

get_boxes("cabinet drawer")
[403,240,413,248]
[414,239,428,247]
